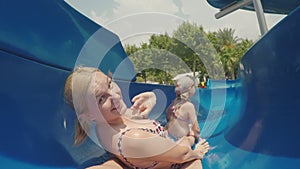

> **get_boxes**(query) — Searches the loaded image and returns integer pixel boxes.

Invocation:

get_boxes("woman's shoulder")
[180,101,194,108]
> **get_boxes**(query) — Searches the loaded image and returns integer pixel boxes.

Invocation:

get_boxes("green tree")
[208,28,254,79]
[172,22,223,79]
[232,39,254,78]
[125,43,153,82]
[125,23,254,83]
[216,28,239,50]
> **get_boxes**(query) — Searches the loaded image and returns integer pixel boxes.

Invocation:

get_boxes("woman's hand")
[130,92,156,118]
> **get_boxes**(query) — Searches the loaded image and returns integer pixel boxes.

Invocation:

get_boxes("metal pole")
[253,0,268,35]
[215,0,252,19]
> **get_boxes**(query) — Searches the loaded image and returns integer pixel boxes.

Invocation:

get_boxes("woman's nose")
[109,89,121,100]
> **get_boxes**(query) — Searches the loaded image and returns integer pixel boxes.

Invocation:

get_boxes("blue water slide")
[202,4,300,169]
[0,0,136,168]
[1,0,300,168]
[0,0,136,80]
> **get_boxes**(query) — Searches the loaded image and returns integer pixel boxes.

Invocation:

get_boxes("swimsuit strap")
[117,122,166,169]
[169,100,182,119]
[170,100,190,123]
[171,163,184,169]
[152,121,167,137]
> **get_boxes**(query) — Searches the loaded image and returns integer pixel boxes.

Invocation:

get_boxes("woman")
[64,67,209,169]
[165,76,200,143]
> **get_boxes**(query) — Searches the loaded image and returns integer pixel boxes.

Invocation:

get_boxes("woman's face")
[189,85,196,97]
[93,71,126,123]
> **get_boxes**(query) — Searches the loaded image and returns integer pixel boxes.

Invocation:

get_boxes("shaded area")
[0,0,135,168]
[0,0,135,80]
[0,50,76,167]
[225,4,300,158]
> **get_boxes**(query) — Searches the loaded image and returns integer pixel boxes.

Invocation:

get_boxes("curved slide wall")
[0,0,136,168]
[227,5,300,158]
[203,5,300,169]
[1,0,300,169]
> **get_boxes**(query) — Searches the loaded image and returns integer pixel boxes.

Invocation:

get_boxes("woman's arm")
[165,106,172,122]
[86,159,125,169]
[181,102,200,139]
[190,121,200,140]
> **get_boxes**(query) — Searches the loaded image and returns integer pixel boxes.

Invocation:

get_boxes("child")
[165,75,200,143]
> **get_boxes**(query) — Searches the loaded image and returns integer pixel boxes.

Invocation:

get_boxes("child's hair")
[174,75,195,99]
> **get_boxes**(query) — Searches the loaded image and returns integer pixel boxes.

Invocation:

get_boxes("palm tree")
[216,28,240,50]
[216,28,241,79]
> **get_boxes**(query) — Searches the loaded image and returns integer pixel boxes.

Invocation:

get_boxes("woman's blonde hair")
[64,67,99,145]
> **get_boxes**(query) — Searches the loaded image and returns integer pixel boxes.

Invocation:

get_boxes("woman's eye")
[98,95,107,104]
[109,80,113,89]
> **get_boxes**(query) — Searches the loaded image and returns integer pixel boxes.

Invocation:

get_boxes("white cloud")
[88,0,190,45]
[181,0,285,40]
[91,10,107,24]
[113,0,178,17]
[66,0,286,43]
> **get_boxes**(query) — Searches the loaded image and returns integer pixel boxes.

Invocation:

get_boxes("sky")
[64,0,286,45]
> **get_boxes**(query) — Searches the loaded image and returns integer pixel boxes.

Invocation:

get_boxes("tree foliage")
[125,22,254,83]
